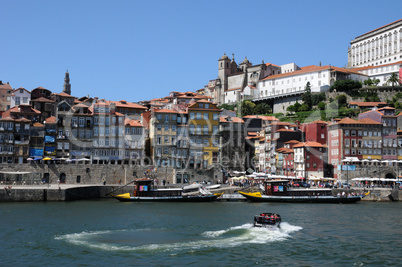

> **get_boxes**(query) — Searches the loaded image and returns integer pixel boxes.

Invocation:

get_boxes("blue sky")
[2,0,401,103]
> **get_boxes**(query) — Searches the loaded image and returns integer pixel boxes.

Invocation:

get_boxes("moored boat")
[239,180,366,203]
[110,178,218,202]
[254,213,281,228]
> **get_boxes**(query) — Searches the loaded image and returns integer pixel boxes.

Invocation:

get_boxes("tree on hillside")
[302,82,312,110]
[311,92,326,106]
[254,102,272,114]
[218,103,236,111]
[336,94,348,108]
[387,72,400,88]
[330,79,362,92]
[240,100,256,116]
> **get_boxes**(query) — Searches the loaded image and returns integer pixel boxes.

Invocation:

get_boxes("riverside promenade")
[1,183,400,202]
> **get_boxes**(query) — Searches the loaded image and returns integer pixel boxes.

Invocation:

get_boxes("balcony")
[14,140,30,145]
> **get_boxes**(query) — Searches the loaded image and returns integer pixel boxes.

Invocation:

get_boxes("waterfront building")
[359,107,398,160]
[188,99,221,169]
[293,141,327,179]
[0,81,13,111]
[29,122,45,161]
[0,117,15,163]
[358,118,383,160]
[347,19,402,68]
[242,115,278,134]
[44,116,57,158]
[123,118,145,165]
[10,87,31,109]
[55,101,72,159]
[1,105,41,122]
[106,100,147,120]
[30,88,55,122]
[301,120,328,145]
[148,108,180,168]
[13,118,31,163]
[328,117,383,179]
[219,116,246,171]
[69,103,93,161]
[91,101,125,164]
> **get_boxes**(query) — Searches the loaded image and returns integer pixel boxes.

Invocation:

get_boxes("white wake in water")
[55,223,302,253]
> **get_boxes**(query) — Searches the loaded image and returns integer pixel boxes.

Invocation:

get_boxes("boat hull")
[239,191,363,203]
[111,194,218,202]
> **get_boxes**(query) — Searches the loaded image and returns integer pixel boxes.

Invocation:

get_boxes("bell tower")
[63,70,71,95]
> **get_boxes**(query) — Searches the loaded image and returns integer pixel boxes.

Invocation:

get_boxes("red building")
[301,120,328,145]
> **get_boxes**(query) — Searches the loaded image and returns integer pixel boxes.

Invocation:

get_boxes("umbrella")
[43,157,52,161]
[27,158,33,161]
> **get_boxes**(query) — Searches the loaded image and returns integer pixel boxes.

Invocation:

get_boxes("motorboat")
[254,213,281,228]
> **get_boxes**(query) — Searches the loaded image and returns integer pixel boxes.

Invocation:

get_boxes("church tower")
[217,53,231,104]
[63,70,71,95]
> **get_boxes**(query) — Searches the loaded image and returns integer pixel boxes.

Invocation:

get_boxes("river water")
[1,200,401,266]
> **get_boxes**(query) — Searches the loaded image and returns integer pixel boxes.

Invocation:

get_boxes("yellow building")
[188,100,221,168]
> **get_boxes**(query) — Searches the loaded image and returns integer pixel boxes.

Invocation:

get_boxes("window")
[164,124,169,132]
[204,113,208,120]
[345,139,350,147]
[203,125,208,134]
[213,113,218,121]
[196,113,201,120]
[345,130,350,136]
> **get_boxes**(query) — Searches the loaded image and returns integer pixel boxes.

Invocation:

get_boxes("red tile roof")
[358,118,382,125]
[31,97,54,103]
[45,116,57,124]
[293,141,325,148]
[349,102,387,107]
[125,118,142,127]
[261,65,365,81]
[219,116,244,123]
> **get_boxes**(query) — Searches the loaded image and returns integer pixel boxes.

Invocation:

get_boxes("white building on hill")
[347,19,402,69]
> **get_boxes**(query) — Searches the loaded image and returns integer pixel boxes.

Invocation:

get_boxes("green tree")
[240,100,256,116]
[387,72,400,88]
[254,102,271,114]
[363,78,373,86]
[218,103,236,111]
[311,92,326,106]
[336,94,348,108]
[330,79,362,92]
[299,103,310,111]
[293,101,301,112]
[317,101,326,110]
[302,82,312,110]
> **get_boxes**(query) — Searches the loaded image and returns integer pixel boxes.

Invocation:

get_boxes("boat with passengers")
[254,213,281,228]
[239,180,366,203]
[110,178,218,202]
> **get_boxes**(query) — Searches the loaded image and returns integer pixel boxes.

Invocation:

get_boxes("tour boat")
[239,180,366,203]
[110,178,218,202]
[254,213,281,228]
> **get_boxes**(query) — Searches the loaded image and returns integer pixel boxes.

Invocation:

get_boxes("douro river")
[1,200,401,266]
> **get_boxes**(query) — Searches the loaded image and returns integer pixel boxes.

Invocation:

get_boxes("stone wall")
[0,163,223,186]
